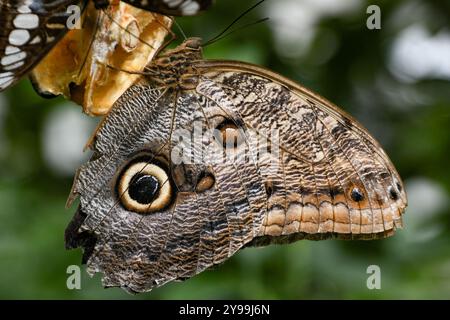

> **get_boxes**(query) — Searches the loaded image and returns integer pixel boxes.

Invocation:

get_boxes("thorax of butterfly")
[146,37,203,89]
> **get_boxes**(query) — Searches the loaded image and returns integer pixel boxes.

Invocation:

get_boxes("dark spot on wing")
[265,180,274,197]
[350,188,364,202]
[389,186,399,200]
[343,116,353,128]
[329,186,344,199]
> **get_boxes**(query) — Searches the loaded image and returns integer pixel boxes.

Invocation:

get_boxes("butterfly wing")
[122,0,212,16]
[65,80,257,293]
[30,2,174,116]
[194,60,407,242]
[0,0,80,91]
[65,58,406,293]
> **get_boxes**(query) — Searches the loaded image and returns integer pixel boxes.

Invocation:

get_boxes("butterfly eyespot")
[117,161,172,213]
[215,120,244,149]
[196,172,215,193]
[350,187,364,202]
[388,186,399,200]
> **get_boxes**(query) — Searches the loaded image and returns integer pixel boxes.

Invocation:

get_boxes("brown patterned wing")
[195,60,407,242]
[65,78,267,293]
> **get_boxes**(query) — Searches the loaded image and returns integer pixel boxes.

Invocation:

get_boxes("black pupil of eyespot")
[351,188,364,202]
[128,174,159,205]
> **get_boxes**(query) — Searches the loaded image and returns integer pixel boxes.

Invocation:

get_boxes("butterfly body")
[66,38,407,293]
[0,0,212,91]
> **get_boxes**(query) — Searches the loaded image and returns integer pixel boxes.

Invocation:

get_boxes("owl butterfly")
[0,0,212,114]
[65,38,407,293]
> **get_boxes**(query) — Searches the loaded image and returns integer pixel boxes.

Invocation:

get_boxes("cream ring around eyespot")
[118,162,172,213]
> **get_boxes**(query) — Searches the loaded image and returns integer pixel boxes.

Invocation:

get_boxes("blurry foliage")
[0,0,449,299]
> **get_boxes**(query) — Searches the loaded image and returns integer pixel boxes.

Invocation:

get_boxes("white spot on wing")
[13,13,39,29]
[1,51,26,66]
[180,1,200,15]
[164,0,183,8]
[3,60,25,70]
[30,35,41,44]
[17,5,31,14]
[5,46,20,55]
[0,74,15,89]
[17,0,33,13]
[8,29,30,46]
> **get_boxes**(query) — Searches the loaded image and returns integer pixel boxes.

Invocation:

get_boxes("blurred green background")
[0,0,449,299]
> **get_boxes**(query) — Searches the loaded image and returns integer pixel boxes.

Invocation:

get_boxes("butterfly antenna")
[173,19,187,40]
[203,17,269,47]
[203,0,266,46]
